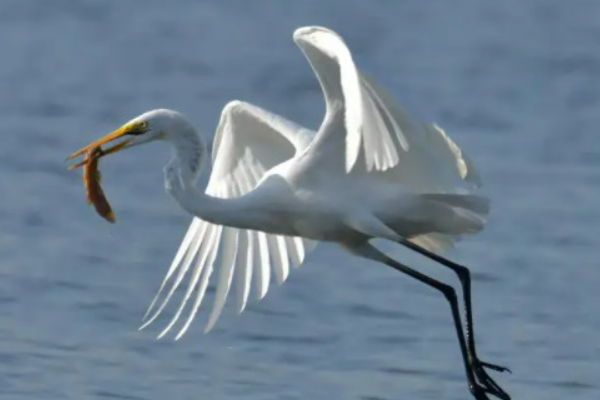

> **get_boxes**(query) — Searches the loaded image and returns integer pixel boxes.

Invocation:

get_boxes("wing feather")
[266,235,287,285]
[175,224,222,340]
[253,231,271,300]
[156,222,216,338]
[140,220,208,330]
[234,230,252,314]
[293,26,477,190]
[360,74,481,192]
[142,217,202,321]
[286,236,303,268]
[294,26,409,173]
[205,227,239,333]
[142,101,317,337]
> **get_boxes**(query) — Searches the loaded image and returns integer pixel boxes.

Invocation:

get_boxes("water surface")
[0,1,598,399]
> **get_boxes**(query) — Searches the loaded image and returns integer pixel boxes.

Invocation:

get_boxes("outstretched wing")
[294,26,484,254]
[293,26,481,193]
[294,26,409,173]
[358,74,481,192]
[141,101,316,339]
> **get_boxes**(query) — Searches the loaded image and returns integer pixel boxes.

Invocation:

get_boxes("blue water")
[1,1,599,399]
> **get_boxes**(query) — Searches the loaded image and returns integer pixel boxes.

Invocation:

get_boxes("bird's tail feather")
[407,194,490,254]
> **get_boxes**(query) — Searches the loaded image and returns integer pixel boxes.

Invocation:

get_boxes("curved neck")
[165,128,268,230]
[171,186,262,230]
[167,124,206,186]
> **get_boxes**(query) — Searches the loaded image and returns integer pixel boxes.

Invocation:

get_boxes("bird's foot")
[472,359,511,400]
[479,361,511,373]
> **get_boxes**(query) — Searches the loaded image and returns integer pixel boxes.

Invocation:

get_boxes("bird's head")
[66,109,195,167]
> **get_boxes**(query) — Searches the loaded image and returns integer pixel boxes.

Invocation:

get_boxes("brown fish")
[69,146,115,223]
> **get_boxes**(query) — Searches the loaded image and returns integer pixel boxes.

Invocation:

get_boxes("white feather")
[135,26,487,339]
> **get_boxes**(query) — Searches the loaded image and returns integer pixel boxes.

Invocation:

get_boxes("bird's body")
[169,131,485,244]
[67,26,509,400]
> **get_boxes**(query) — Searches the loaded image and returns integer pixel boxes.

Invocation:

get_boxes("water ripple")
[1,2,598,400]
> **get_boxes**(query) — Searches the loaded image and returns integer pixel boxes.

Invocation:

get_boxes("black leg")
[398,238,510,398]
[355,243,505,400]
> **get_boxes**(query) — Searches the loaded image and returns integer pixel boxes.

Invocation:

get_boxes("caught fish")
[68,146,115,223]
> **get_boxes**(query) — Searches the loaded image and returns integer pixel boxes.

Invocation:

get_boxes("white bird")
[67,26,510,400]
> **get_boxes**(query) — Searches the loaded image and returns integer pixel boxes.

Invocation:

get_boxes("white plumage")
[68,26,488,338]
[143,25,488,337]
[66,26,511,400]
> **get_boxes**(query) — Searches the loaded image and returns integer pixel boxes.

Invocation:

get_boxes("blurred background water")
[0,0,599,399]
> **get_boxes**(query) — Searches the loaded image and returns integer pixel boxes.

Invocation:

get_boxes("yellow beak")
[66,125,133,169]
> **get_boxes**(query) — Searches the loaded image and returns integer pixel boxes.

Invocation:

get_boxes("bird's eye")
[128,121,148,135]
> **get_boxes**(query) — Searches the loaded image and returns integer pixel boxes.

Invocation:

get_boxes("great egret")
[67,26,510,400]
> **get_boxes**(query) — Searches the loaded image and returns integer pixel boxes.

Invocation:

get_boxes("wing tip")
[222,99,245,113]
[293,26,334,43]
[431,123,482,187]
